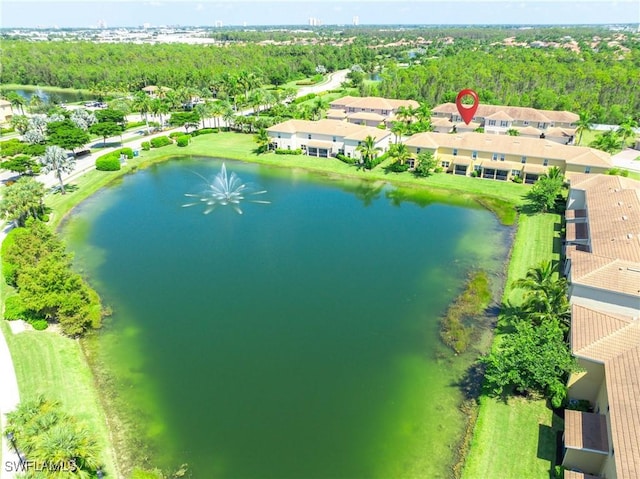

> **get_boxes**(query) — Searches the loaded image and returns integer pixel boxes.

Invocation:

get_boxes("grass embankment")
[0,320,118,476]
[45,131,529,227]
[461,212,563,479]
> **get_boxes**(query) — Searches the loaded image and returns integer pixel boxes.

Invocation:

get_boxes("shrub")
[126,120,147,129]
[4,295,25,320]
[512,175,523,183]
[141,141,151,151]
[29,319,49,331]
[275,148,302,155]
[191,128,216,136]
[119,147,134,159]
[470,170,479,178]
[434,166,444,173]
[176,135,190,147]
[336,153,355,164]
[169,131,186,139]
[606,168,629,177]
[95,155,121,171]
[386,161,410,173]
[150,136,172,148]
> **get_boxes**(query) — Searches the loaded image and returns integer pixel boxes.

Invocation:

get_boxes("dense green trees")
[356,135,382,170]
[375,47,639,124]
[482,261,576,408]
[527,167,565,213]
[3,220,103,336]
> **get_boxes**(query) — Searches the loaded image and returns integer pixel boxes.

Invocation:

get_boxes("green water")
[65,158,510,478]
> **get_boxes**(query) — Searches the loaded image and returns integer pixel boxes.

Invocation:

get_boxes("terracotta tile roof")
[0,99,11,107]
[571,304,634,359]
[267,119,364,137]
[564,472,602,479]
[523,163,548,174]
[568,175,640,262]
[432,103,579,124]
[344,128,391,142]
[565,209,587,220]
[515,125,543,136]
[546,126,576,137]
[307,140,334,149]
[486,110,514,121]
[330,96,418,111]
[569,251,640,297]
[326,109,347,119]
[431,117,453,127]
[605,346,640,479]
[347,111,386,121]
[564,410,609,452]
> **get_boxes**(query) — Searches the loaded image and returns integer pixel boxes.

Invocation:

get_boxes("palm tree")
[513,261,570,330]
[356,135,382,170]
[254,128,270,153]
[5,91,26,115]
[390,121,407,144]
[311,96,328,120]
[221,102,235,131]
[589,130,623,154]
[151,97,170,129]
[616,117,638,146]
[541,166,563,181]
[131,91,152,133]
[415,102,431,124]
[389,143,410,165]
[395,105,415,125]
[40,145,75,195]
[195,103,211,129]
[574,112,594,145]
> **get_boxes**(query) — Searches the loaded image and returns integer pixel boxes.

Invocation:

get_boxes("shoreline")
[31,131,525,476]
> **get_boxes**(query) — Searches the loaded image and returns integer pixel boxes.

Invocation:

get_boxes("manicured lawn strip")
[461,212,563,479]
[0,321,118,476]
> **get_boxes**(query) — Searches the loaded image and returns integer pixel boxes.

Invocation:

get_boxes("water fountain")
[183,163,269,215]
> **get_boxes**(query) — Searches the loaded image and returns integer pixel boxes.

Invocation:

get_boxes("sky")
[1,0,639,28]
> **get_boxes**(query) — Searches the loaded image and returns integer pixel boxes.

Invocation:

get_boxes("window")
[500,154,505,161]
[277,134,281,138]
[453,149,458,156]
[500,120,509,127]
[492,153,498,161]
[585,166,591,174]
[308,134,312,139]
[472,151,478,159]
[523,121,529,126]
[442,161,450,168]
[521,156,527,164]
[332,136,336,142]
[474,165,482,172]
[512,169,520,176]
[417,148,421,154]
[543,159,549,166]
[301,145,306,151]
[538,122,547,129]
[488,120,496,126]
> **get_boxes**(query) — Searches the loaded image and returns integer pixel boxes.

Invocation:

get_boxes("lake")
[65,158,511,478]
[1,87,93,104]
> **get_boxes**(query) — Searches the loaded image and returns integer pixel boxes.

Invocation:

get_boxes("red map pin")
[455,89,479,125]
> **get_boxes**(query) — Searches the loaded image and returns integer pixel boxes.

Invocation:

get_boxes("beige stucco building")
[432,103,578,144]
[327,96,419,128]
[266,119,392,160]
[0,99,14,125]
[404,132,612,183]
[562,174,640,479]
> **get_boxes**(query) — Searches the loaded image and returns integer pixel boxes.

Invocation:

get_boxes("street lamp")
[5,431,25,467]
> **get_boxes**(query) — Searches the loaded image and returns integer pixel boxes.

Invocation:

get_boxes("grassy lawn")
[0,321,118,476]
[462,212,563,479]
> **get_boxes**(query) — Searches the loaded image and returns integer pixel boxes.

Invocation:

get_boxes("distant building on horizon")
[308,17,320,26]
[352,16,359,26]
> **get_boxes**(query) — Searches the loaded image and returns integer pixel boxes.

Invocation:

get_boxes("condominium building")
[562,174,640,479]
[405,132,612,182]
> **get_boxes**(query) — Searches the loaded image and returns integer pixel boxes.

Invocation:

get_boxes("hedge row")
[275,148,303,155]
[150,136,172,148]
[95,147,133,171]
